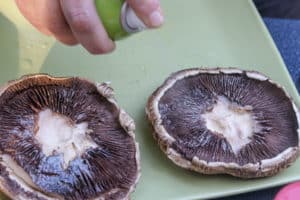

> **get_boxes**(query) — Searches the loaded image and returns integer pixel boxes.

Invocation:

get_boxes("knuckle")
[68,10,91,33]
[88,47,107,55]
[88,44,114,55]
[60,38,78,46]
[47,21,68,34]
[66,41,78,46]
[53,30,78,45]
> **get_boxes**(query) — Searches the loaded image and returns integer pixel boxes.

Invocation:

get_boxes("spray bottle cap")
[121,2,147,33]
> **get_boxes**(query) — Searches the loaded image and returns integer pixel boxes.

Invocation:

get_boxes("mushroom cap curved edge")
[146,67,300,178]
[0,74,141,200]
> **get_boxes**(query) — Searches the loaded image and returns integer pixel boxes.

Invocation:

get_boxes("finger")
[15,0,78,45]
[15,0,51,35]
[60,0,115,54]
[126,0,164,28]
[43,0,78,45]
[54,32,79,46]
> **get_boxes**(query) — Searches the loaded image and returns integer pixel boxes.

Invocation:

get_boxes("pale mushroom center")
[202,96,259,154]
[35,109,97,168]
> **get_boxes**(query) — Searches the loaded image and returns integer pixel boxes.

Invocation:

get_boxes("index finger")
[60,0,115,54]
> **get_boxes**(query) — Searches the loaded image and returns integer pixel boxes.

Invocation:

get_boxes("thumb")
[126,0,164,28]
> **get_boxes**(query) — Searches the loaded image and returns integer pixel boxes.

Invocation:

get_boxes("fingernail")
[149,10,164,27]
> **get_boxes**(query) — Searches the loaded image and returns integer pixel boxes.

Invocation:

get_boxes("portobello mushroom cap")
[146,68,300,178]
[0,74,140,200]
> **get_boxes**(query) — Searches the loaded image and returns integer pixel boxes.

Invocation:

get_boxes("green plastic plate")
[0,0,299,199]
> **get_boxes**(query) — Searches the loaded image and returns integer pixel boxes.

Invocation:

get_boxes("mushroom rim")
[0,74,141,200]
[146,67,300,178]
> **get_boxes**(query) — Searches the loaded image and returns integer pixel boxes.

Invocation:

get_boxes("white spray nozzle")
[121,2,147,33]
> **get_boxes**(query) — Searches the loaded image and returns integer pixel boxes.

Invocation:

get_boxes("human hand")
[15,0,164,54]
[275,182,300,200]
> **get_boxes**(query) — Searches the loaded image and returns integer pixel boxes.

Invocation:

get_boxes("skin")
[15,0,164,54]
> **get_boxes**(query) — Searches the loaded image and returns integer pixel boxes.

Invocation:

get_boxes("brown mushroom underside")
[0,75,139,200]
[147,68,300,178]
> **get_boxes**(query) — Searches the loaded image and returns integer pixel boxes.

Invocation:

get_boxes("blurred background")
[255,0,300,93]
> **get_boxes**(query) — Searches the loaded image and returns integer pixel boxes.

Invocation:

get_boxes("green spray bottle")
[95,0,146,40]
